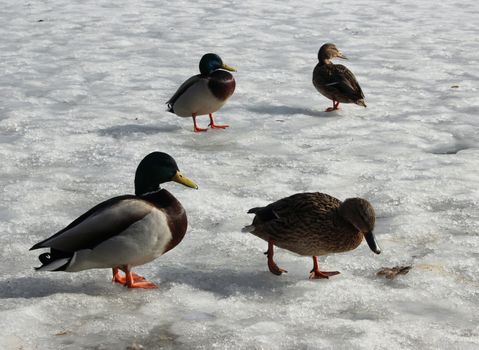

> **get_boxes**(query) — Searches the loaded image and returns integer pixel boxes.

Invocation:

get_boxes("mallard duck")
[313,43,366,112]
[30,152,198,289]
[243,193,381,278]
[166,53,236,132]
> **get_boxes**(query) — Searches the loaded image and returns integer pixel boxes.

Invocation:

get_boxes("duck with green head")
[30,152,198,289]
[167,53,236,132]
[243,192,381,278]
[313,43,366,112]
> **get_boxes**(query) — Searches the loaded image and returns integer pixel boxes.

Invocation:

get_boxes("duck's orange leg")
[112,267,146,285]
[192,113,208,132]
[309,256,340,279]
[325,100,340,112]
[265,240,287,275]
[208,113,229,129]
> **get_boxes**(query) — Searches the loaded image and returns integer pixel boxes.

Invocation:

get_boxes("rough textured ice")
[1,0,478,349]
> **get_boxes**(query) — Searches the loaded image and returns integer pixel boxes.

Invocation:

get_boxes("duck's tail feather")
[247,206,279,223]
[356,99,367,107]
[247,207,264,214]
[242,224,255,233]
[243,206,265,232]
[166,102,174,113]
[35,249,73,271]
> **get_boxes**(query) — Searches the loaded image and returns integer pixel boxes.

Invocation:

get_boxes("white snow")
[1,0,479,349]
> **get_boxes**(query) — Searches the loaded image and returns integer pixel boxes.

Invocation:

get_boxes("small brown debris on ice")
[377,265,412,279]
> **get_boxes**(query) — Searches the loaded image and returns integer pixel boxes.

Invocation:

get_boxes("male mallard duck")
[166,53,236,132]
[313,43,366,112]
[30,152,198,289]
[243,193,381,278]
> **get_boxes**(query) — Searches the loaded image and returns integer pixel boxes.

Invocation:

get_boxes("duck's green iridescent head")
[199,53,236,76]
[134,152,198,195]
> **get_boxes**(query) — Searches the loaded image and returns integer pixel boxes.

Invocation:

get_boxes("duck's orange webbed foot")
[192,113,208,132]
[208,114,229,129]
[194,125,208,132]
[125,268,158,289]
[325,101,340,112]
[265,240,288,276]
[125,279,158,289]
[309,256,340,279]
[112,268,147,284]
[268,259,288,276]
[209,123,229,129]
[309,270,340,279]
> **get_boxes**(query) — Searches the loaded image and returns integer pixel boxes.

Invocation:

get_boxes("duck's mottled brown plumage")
[245,192,380,278]
[247,192,370,255]
[312,43,366,109]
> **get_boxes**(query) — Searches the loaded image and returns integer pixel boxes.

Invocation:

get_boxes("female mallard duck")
[166,53,236,132]
[30,152,198,289]
[243,193,381,278]
[313,43,366,112]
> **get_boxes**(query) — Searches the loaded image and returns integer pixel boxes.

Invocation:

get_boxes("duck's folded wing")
[248,193,338,241]
[254,213,305,242]
[247,194,307,238]
[264,193,334,217]
[166,74,202,109]
[30,196,153,252]
[331,65,364,99]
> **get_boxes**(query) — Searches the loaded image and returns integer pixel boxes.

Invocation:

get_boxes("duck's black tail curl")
[35,249,72,271]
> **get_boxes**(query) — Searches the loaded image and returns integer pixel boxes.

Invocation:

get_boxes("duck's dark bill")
[337,52,347,59]
[365,231,381,254]
[172,171,198,189]
[222,63,236,72]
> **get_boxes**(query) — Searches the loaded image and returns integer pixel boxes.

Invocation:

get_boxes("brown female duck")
[30,152,198,289]
[313,43,366,112]
[243,193,381,278]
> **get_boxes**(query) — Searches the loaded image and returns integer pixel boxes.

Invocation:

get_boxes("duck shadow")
[0,276,115,298]
[0,268,297,299]
[159,266,299,298]
[247,105,335,118]
[98,123,181,138]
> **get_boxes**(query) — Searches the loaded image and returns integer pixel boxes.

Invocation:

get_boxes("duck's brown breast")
[208,70,235,101]
[143,189,187,253]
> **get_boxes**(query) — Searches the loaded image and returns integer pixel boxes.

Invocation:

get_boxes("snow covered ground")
[1,0,478,348]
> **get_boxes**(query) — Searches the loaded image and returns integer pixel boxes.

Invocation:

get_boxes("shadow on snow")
[246,104,336,118]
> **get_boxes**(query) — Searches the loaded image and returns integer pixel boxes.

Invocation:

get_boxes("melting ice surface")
[1,0,478,349]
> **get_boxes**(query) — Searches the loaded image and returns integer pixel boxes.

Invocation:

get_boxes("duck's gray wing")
[166,74,203,112]
[30,196,154,252]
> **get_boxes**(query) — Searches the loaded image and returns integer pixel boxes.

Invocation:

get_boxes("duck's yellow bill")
[173,171,198,189]
[222,63,236,72]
